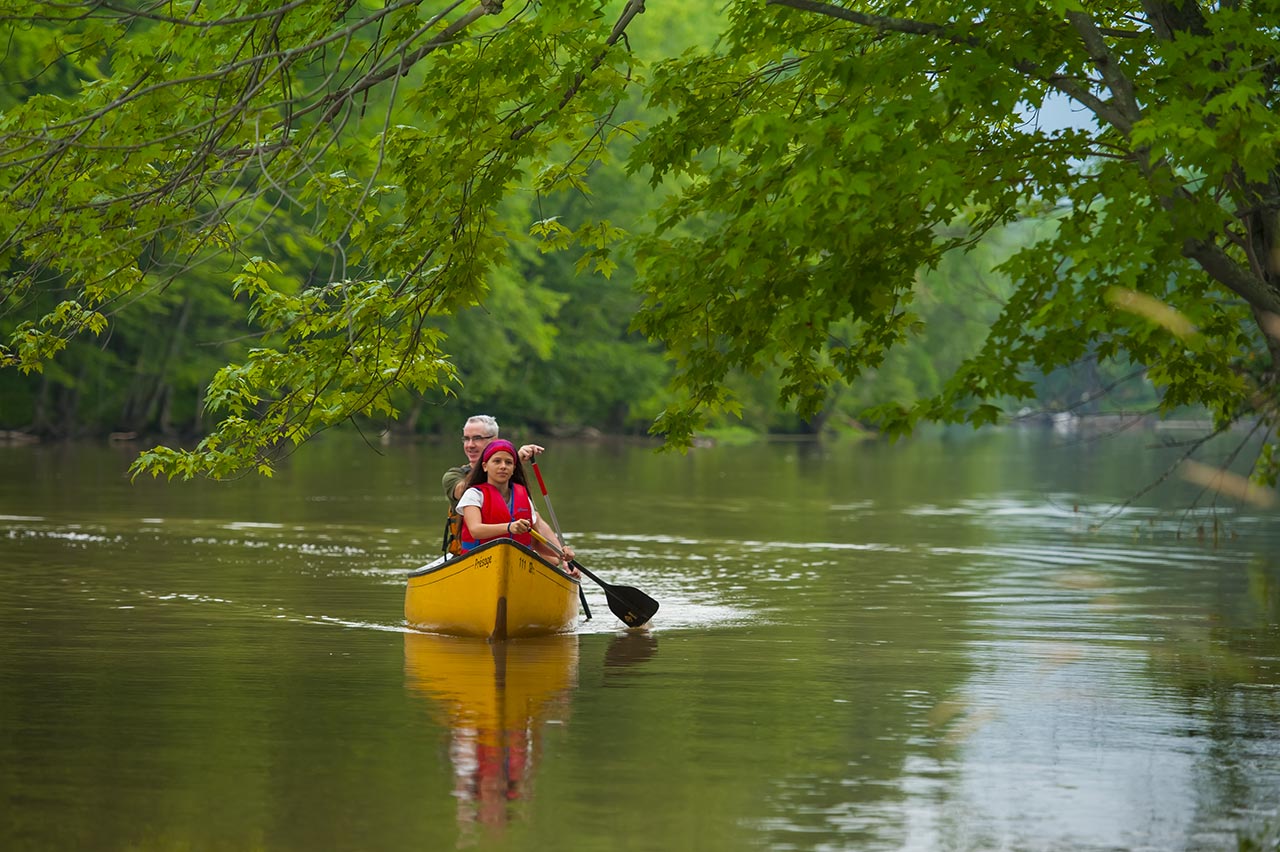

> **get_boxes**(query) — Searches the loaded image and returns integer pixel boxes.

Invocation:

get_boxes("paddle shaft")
[529,529,603,586]
[532,529,590,578]
[530,461,567,547]
[530,461,590,620]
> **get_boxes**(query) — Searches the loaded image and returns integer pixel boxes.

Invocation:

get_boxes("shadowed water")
[1,429,1277,851]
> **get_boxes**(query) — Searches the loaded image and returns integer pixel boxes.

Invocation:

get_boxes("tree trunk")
[146,297,194,429]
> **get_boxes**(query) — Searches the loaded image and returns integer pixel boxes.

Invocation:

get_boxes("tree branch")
[1140,0,1208,40]
[766,0,1137,132]
[1065,11,1142,133]
[766,0,945,36]
[1184,239,1280,315]
[509,0,646,140]
[312,0,483,126]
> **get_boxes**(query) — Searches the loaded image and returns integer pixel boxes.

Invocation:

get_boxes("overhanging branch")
[1184,239,1280,316]
[510,0,647,140]
[765,0,1137,133]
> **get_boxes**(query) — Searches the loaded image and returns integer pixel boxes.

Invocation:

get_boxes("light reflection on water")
[1,434,1278,851]
[566,492,1278,850]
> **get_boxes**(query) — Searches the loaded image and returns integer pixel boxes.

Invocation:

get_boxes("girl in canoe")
[456,439,577,570]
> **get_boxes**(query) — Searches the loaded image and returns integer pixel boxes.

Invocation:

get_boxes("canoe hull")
[404,539,580,640]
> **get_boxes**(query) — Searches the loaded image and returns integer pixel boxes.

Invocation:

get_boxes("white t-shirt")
[457,487,540,525]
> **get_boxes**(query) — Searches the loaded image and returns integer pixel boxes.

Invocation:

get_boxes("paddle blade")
[528,531,660,627]
[573,561,659,627]
[603,583,660,627]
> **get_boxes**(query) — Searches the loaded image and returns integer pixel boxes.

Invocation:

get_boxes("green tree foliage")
[1,0,655,477]
[631,0,1279,483]
[2,1,1278,486]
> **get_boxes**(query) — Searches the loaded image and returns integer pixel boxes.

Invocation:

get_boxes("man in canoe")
[441,414,545,555]
[456,439,577,571]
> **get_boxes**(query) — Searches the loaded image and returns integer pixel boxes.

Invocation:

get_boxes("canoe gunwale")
[407,537,580,585]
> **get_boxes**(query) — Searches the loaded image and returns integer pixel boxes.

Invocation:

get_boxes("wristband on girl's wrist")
[506,521,512,535]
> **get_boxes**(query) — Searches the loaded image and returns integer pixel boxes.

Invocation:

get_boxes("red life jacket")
[460,482,534,548]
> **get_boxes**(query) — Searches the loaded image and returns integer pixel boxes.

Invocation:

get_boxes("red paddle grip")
[532,461,548,495]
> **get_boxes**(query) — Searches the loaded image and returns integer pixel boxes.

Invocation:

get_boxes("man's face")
[462,423,496,465]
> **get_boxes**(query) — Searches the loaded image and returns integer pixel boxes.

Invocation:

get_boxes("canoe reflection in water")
[403,632,579,832]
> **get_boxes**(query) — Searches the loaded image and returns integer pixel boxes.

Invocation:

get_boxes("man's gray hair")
[465,414,499,437]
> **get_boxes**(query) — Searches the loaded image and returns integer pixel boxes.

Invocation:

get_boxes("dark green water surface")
[1,429,1278,851]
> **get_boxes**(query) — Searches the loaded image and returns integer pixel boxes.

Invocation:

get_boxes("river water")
[1,428,1277,851]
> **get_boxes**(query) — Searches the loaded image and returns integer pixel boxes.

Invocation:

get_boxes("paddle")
[530,460,592,621]
[530,529,659,628]
[530,461,567,545]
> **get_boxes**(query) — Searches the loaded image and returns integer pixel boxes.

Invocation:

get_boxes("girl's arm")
[461,504,530,540]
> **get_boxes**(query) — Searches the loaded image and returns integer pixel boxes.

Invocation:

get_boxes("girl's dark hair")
[462,446,530,491]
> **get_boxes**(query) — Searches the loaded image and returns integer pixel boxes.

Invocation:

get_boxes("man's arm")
[442,465,469,509]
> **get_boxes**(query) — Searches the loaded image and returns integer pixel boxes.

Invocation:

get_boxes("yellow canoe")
[404,538,581,640]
